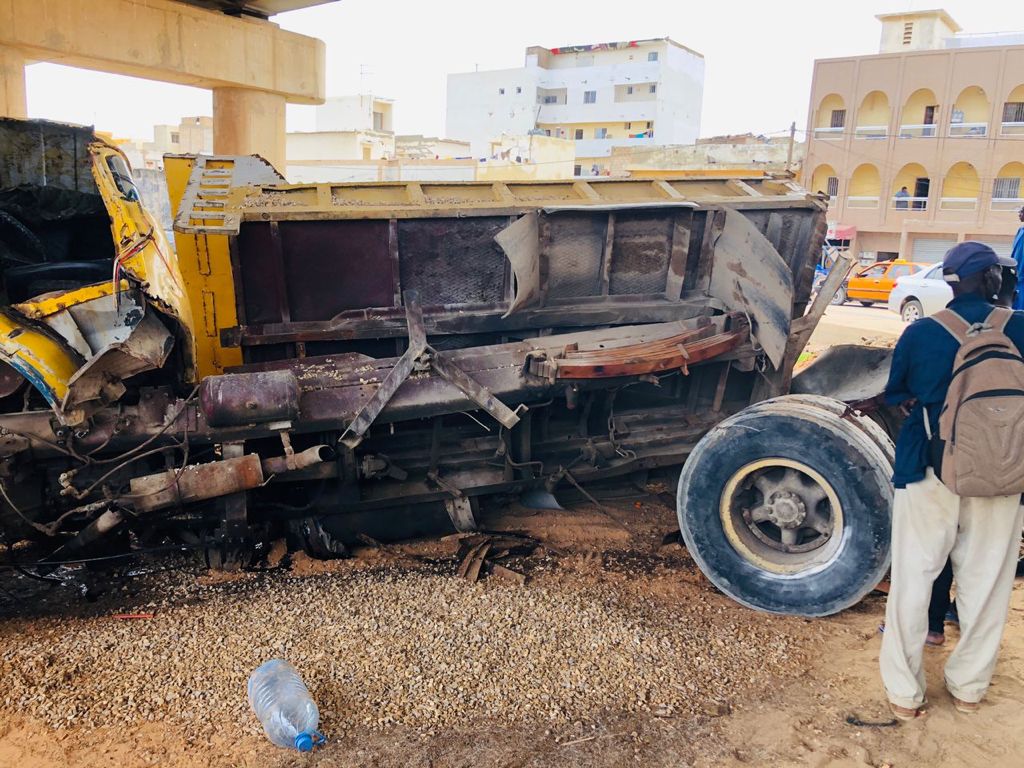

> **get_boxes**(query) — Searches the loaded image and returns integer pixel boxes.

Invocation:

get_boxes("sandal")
[889,701,926,721]
[952,696,979,714]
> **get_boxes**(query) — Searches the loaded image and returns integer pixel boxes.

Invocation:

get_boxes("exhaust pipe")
[38,447,334,568]
[261,445,334,475]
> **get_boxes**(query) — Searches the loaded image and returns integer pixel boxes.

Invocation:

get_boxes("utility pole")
[786,121,796,174]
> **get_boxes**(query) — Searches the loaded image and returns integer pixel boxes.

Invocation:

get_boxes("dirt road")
[807,304,905,354]
[1,495,1021,768]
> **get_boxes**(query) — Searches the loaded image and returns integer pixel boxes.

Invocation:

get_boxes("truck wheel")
[829,285,847,305]
[676,395,892,616]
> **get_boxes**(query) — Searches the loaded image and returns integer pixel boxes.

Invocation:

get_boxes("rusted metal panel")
[236,220,395,324]
[543,213,606,299]
[495,212,541,317]
[608,210,674,296]
[397,217,508,306]
[707,208,793,368]
[0,118,97,193]
[665,211,692,300]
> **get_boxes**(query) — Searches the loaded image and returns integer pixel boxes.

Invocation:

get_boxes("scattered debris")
[490,564,527,586]
[455,533,539,583]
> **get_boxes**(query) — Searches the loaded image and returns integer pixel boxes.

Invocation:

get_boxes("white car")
[887,264,952,322]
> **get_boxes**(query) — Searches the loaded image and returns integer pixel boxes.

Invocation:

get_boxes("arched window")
[949,87,989,137]
[939,162,980,210]
[899,89,939,138]
[892,163,930,210]
[814,94,846,139]
[992,162,1024,210]
[848,164,881,208]
[855,92,890,139]
[810,164,839,199]
[1001,85,1024,136]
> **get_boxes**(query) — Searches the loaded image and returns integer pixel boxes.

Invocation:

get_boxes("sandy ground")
[1,494,1022,768]
[806,304,905,354]
[3,302,1019,768]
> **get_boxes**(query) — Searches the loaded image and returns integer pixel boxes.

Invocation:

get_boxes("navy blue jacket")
[883,293,1024,488]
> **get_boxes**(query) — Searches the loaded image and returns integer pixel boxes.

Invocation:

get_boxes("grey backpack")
[929,307,1024,496]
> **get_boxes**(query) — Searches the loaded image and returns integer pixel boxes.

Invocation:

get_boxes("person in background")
[895,186,910,210]
[925,559,955,646]
[880,242,1024,721]
[1012,206,1024,310]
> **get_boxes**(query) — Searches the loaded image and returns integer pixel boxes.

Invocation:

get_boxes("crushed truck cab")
[0,119,192,425]
[0,118,893,617]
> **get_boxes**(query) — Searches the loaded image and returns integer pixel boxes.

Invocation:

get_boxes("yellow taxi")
[831,259,929,306]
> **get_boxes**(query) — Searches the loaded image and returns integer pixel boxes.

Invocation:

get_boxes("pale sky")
[23,0,1024,144]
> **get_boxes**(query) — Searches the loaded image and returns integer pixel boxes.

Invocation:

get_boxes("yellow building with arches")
[802,9,1024,263]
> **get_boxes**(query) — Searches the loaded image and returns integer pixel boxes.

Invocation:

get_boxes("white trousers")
[880,470,1023,709]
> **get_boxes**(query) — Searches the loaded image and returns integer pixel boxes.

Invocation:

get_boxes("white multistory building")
[446,38,704,174]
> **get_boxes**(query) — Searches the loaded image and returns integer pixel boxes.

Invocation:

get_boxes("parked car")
[831,259,928,306]
[887,263,952,322]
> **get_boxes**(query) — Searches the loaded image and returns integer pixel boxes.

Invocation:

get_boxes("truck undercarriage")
[0,120,893,616]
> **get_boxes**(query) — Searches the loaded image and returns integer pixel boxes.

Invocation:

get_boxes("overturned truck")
[0,119,892,616]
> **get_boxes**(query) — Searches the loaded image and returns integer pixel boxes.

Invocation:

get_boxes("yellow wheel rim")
[720,458,844,575]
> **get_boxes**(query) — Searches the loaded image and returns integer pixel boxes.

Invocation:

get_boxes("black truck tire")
[677,394,893,616]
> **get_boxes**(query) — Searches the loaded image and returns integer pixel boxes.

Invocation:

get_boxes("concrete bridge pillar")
[0,45,26,119]
[213,87,287,173]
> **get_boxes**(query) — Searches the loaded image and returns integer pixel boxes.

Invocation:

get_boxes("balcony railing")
[847,196,880,209]
[854,125,887,139]
[948,122,988,138]
[991,197,1024,211]
[898,124,937,138]
[892,196,929,210]
[939,197,979,210]
[1001,122,1024,136]
[813,126,844,139]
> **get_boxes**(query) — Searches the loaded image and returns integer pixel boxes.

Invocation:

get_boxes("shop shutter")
[911,236,958,263]
[968,236,1013,259]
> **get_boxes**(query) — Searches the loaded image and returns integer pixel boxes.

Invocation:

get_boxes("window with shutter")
[994,177,1021,199]
[1003,102,1024,123]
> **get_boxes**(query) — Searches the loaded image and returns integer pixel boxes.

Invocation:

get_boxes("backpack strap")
[987,306,1013,333]
[931,309,971,344]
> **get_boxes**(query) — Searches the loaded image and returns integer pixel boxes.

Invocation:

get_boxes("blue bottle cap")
[294,732,314,752]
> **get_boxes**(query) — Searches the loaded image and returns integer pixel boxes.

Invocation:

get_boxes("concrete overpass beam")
[213,87,286,173]
[0,45,26,119]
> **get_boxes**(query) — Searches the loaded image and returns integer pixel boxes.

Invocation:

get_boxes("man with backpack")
[880,241,1024,720]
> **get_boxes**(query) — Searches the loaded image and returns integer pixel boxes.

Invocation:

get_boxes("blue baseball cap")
[942,241,1015,282]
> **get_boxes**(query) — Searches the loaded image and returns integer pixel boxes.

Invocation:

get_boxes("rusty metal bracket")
[427,469,464,497]
[340,290,522,449]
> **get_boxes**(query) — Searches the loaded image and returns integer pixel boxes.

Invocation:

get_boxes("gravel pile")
[0,565,809,738]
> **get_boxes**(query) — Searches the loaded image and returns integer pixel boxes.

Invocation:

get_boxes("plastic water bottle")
[247,659,324,751]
